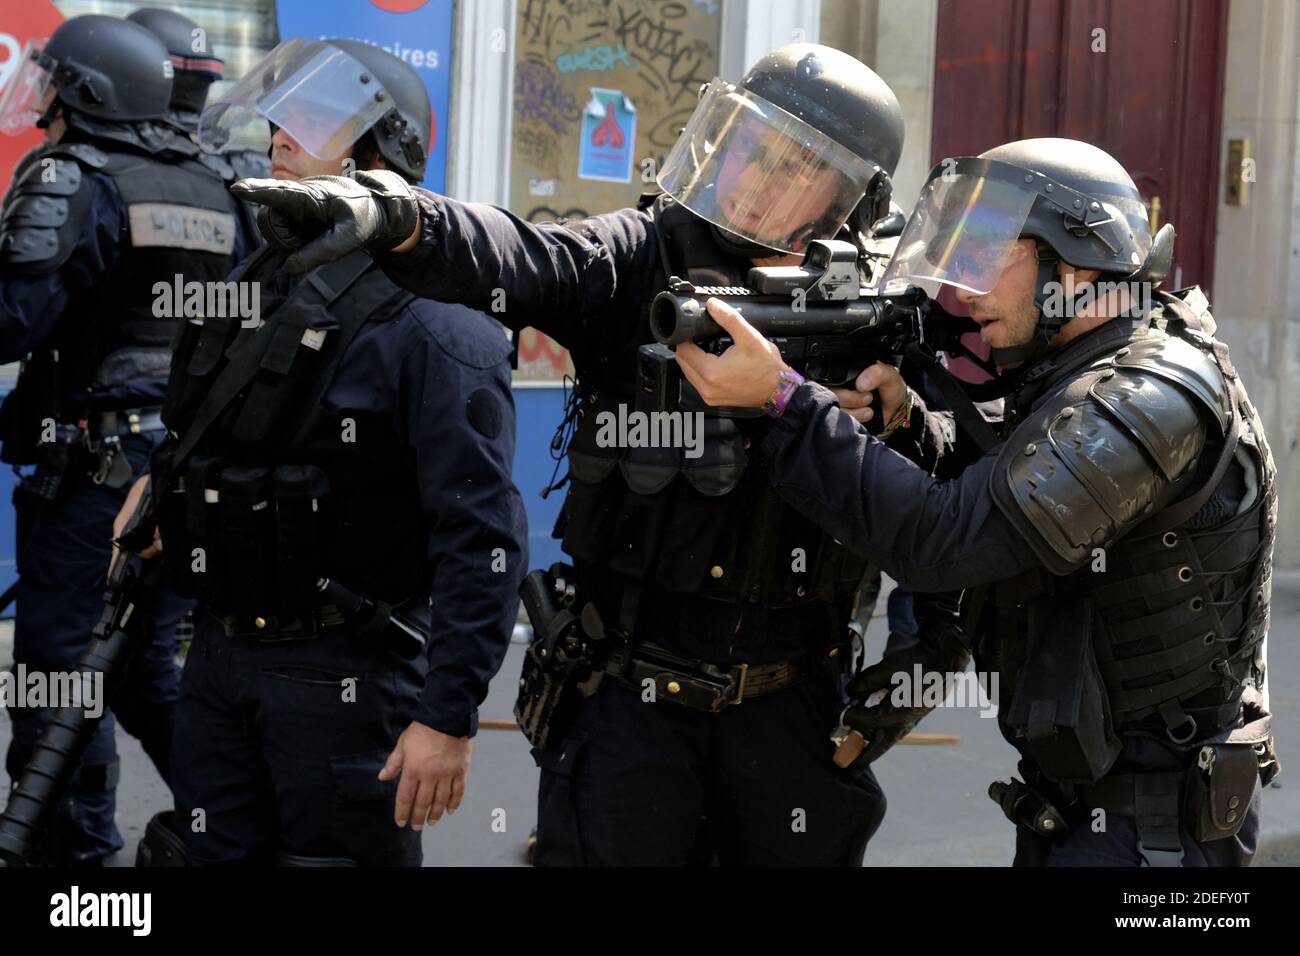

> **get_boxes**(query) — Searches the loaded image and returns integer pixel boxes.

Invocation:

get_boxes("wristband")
[877,388,916,439]
[762,367,805,418]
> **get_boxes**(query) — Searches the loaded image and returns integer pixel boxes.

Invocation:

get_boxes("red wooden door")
[931,0,1229,297]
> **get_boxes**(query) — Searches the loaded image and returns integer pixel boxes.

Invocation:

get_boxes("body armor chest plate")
[978,301,1275,776]
[555,197,868,609]
[75,142,239,394]
[153,253,424,616]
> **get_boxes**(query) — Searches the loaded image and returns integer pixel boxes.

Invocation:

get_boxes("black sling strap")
[903,341,1000,454]
[167,250,376,473]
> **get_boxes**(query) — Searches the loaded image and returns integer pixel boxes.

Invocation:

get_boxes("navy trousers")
[5,433,185,864]
[172,611,426,866]
[534,657,887,866]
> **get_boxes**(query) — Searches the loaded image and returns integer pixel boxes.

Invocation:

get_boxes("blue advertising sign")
[276,0,454,193]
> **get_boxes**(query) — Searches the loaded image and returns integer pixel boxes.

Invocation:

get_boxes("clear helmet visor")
[0,41,55,137]
[656,78,878,254]
[198,39,391,159]
[881,165,1037,295]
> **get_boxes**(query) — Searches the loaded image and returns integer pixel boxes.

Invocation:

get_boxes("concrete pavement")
[2,572,1297,866]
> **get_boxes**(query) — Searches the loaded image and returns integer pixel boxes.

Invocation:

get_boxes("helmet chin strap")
[988,245,1087,370]
[35,97,63,131]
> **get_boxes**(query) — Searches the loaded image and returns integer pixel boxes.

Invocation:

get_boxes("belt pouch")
[1006,597,1121,783]
[219,465,277,617]
[273,464,330,618]
[1183,743,1259,842]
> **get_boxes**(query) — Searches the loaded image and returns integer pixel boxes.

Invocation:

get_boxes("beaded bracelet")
[762,367,805,418]
[877,388,916,439]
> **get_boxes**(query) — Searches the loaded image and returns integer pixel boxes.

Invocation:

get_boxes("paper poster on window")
[578,89,635,183]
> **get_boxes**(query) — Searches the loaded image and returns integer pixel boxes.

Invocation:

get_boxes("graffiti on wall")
[509,0,721,383]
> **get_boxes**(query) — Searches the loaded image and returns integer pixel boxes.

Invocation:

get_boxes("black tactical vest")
[0,136,239,461]
[974,293,1276,783]
[149,119,270,251]
[95,148,240,384]
[556,196,868,629]
[152,250,423,624]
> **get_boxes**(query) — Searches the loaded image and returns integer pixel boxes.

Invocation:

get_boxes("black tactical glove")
[841,611,971,766]
[230,169,419,273]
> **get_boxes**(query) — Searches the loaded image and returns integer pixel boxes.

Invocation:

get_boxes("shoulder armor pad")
[47,141,109,169]
[418,302,513,369]
[990,356,1211,574]
[1112,330,1231,433]
[0,151,95,273]
[151,127,203,161]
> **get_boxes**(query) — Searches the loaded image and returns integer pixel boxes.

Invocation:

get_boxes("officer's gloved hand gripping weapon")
[0,486,161,866]
[643,238,986,427]
[829,596,971,771]
[231,170,420,273]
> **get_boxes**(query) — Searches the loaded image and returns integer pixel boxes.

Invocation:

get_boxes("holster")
[15,424,90,505]
[515,564,608,750]
[988,775,1069,837]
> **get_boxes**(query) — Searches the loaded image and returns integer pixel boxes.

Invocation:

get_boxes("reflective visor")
[881,158,1037,295]
[0,41,55,136]
[656,78,877,254]
[198,39,390,159]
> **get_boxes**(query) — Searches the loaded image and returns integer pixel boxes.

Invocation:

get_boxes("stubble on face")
[963,240,1041,352]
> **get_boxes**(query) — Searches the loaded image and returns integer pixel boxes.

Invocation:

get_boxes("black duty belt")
[220,604,350,642]
[217,587,430,661]
[95,405,165,437]
[1078,771,1184,818]
[612,640,830,712]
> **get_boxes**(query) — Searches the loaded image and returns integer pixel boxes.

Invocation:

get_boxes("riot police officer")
[229,44,946,866]
[126,7,224,139]
[126,7,271,240]
[676,138,1277,867]
[124,38,527,866]
[0,14,254,865]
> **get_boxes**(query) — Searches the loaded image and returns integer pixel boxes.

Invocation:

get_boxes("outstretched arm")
[233,172,659,352]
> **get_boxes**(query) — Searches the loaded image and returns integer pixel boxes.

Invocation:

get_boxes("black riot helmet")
[0,15,172,134]
[325,40,432,182]
[882,137,1174,367]
[127,8,225,122]
[198,37,431,183]
[657,43,904,257]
